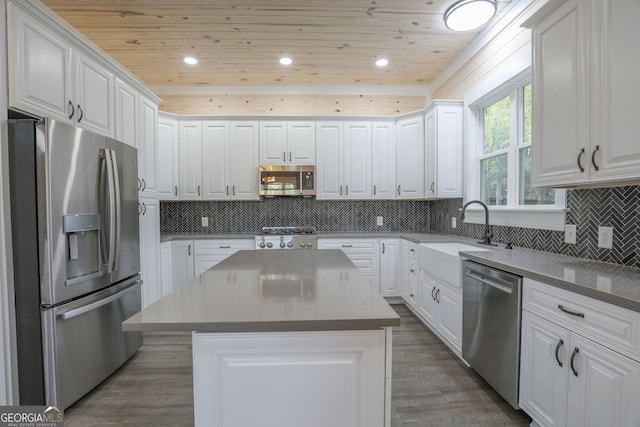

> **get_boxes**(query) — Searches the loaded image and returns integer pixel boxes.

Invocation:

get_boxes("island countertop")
[123,249,400,333]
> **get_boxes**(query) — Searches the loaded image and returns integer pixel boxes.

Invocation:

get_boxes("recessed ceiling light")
[444,0,497,32]
[279,57,293,65]
[376,58,389,67]
[184,56,198,65]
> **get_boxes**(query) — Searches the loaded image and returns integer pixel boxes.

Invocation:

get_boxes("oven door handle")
[464,270,513,294]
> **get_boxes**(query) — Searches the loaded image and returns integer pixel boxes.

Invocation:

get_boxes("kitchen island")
[123,249,400,427]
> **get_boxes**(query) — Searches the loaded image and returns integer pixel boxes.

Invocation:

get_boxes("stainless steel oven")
[260,165,315,197]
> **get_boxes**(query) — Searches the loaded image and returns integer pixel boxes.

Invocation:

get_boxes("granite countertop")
[123,249,401,333]
[461,247,640,312]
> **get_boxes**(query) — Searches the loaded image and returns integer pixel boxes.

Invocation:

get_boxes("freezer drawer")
[41,277,143,409]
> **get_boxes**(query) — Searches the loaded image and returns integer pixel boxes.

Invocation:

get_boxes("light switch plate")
[598,226,613,249]
[202,217,209,227]
[376,216,384,226]
[451,217,457,228]
[564,224,577,244]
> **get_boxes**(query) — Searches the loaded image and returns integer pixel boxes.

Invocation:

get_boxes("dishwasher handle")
[464,269,513,294]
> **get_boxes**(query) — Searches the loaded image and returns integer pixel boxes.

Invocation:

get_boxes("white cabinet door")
[437,286,462,351]
[259,121,288,165]
[424,101,463,199]
[8,3,74,122]
[138,95,158,195]
[160,241,173,297]
[288,121,316,164]
[396,116,424,198]
[202,121,230,199]
[157,115,180,199]
[519,310,570,427]
[316,122,344,199]
[179,121,203,199]
[567,335,640,427]
[171,240,195,290]
[139,198,160,308]
[75,53,114,136]
[230,121,260,200]
[530,0,589,187]
[418,272,437,327]
[379,239,400,296]
[589,0,640,183]
[343,122,372,199]
[115,78,137,147]
[371,121,396,199]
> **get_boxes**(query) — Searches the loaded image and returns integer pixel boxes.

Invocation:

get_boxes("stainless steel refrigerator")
[8,118,143,409]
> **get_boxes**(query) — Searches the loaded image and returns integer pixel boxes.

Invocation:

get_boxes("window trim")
[463,68,567,231]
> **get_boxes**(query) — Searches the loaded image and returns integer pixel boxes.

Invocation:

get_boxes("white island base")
[193,328,392,427]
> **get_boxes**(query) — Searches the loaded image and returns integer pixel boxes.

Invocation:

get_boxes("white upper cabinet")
[157,114,180,200]
[138,95,158,195]
[316,122,371,200]
[74,52,115,136]
[180,121,259,200]
[229,121,260,200]
[115,78,137,147]
[259,121,315,165]
[8,2,73,122]
[371,121,396,199]
[343,122,372,199]
[424,101,463,199]
[525,0,640,187]
[8,3,115,136]
[396,116,424,198]
[179,121,204,199]
[316,122,344,199]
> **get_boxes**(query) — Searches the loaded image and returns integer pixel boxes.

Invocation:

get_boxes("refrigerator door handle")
[109,150,122,272]
[101,149,117,273]
[57,279,142,321]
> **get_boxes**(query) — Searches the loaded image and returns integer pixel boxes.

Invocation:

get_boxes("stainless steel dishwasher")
[462,260,522,410]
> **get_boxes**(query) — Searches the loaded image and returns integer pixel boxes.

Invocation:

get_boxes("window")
[465,71,565,231]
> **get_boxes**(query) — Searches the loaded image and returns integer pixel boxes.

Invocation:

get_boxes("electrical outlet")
[597,226,613,249]
[201,216,209,227]
[376,216,384,226]
[564,224,577,244]
[451,217,457,228]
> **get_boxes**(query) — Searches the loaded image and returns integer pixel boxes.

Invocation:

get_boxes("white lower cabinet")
[192,329,388,427]
[401,241,419,308]
[417,271,462,352]
[160,241,172,296]
[520,278,640,427]
[171,240,195,290]
[379,238,400,297]
[317,238,380,291]
[193,239,255,275]
[139,198,160,308]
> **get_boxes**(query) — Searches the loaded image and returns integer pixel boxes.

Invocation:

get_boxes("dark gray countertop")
[123,250,401,333]
[461,247,640,312]
[160,232,640,312]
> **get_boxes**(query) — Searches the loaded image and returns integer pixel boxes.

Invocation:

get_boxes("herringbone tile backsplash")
[160,185,640,268]
[431,185,640,269]
[160,199,431,234]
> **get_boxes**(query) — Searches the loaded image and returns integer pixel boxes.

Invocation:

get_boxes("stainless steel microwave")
[260,165,315,197]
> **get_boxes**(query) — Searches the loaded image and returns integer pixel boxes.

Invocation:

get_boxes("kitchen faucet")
[459,200,498,246]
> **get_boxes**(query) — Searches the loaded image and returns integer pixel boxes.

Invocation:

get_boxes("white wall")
[0,0,18,405]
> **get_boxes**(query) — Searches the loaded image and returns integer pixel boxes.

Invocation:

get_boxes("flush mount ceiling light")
[376,58,389,67]
[279,57,293,65]
[444,0,497,32]
[183,56,198,65]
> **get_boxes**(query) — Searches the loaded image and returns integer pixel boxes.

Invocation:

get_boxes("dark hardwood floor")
[64,304,531,426]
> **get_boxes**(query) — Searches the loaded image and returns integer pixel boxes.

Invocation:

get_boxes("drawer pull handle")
[570,347,580,377]
[591,145,600,171]
[219,245,231,249]
[431,287,436,301]
[577,148,585,172]
[555,339,564,367]
[435,288,440,303]
[188,244,192,256]
[558,305,585,318]
[341,245,353,248]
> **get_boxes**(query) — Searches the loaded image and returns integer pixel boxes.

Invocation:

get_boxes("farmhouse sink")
[418,242,492,287]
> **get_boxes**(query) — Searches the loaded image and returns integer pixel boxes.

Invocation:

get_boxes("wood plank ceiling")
[39,0,512,89]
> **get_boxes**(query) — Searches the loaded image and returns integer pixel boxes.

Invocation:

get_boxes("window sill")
[461,207,567,232]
